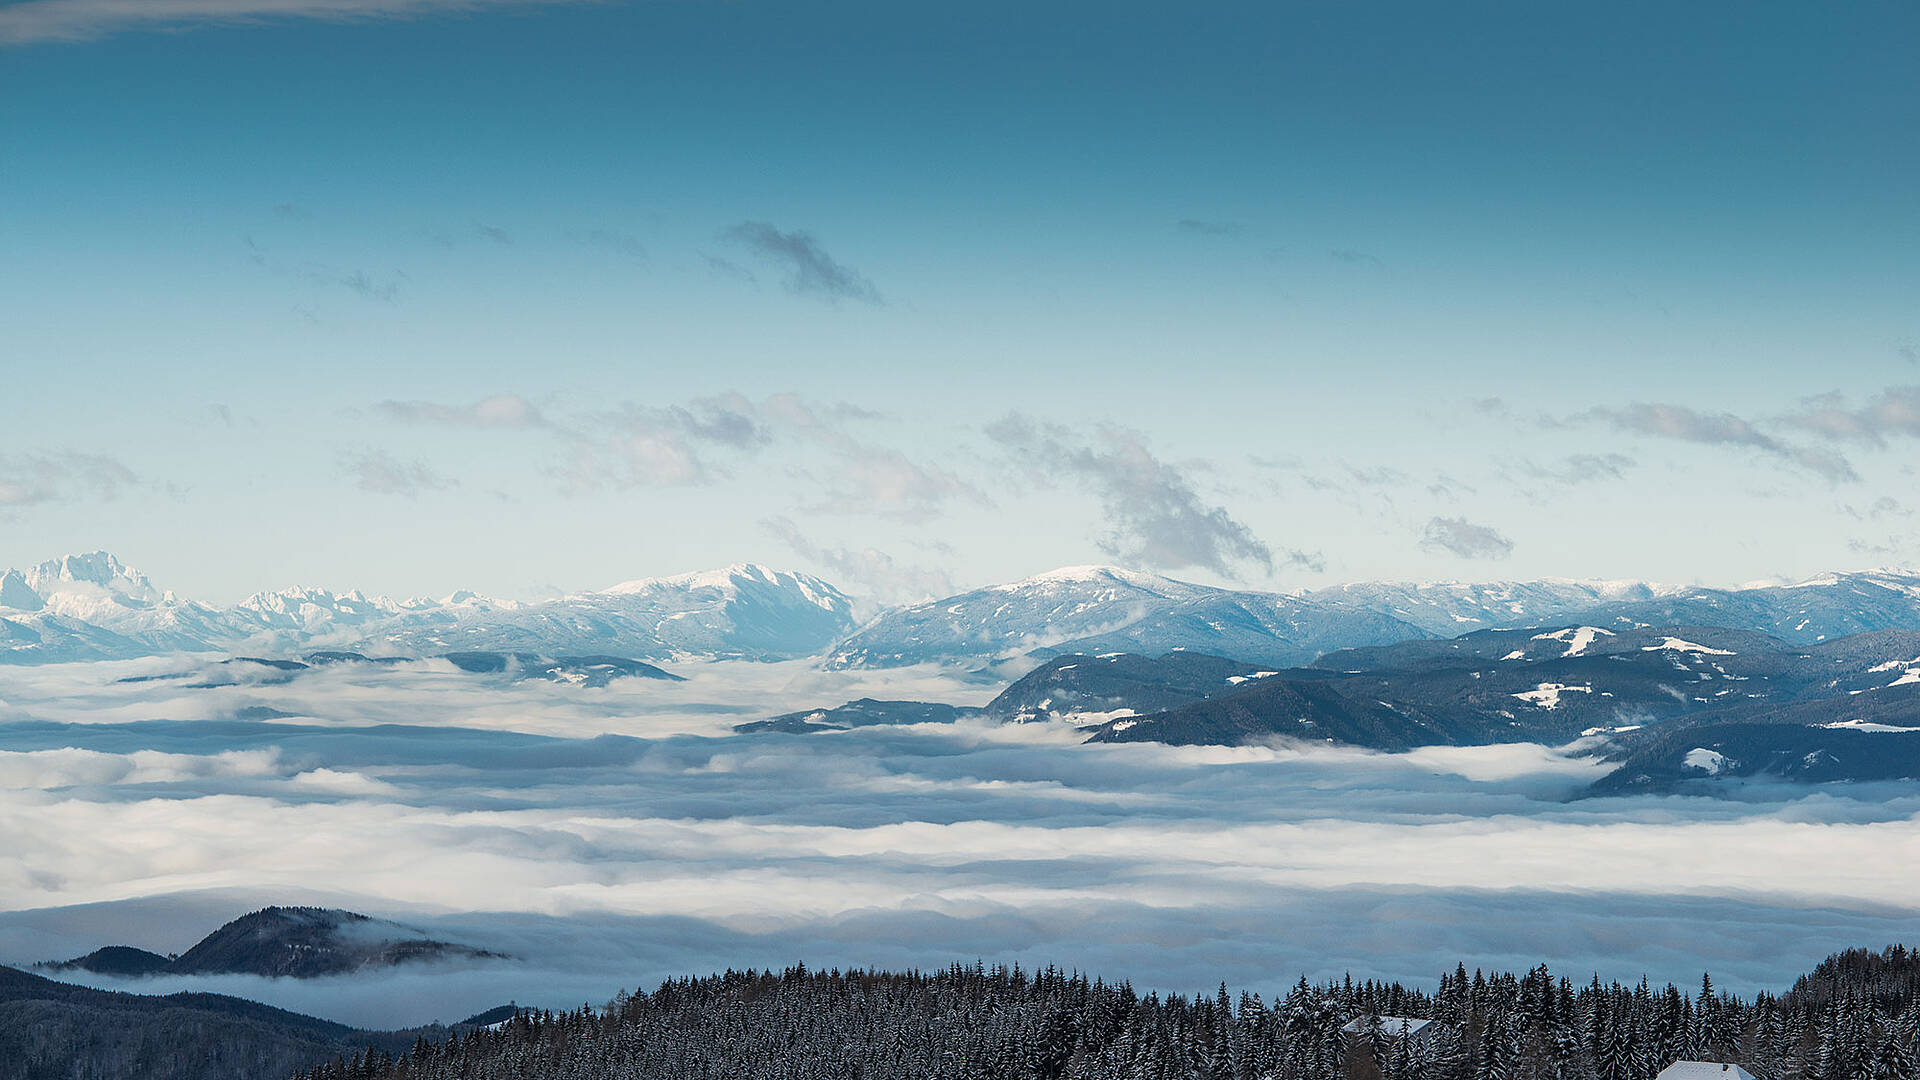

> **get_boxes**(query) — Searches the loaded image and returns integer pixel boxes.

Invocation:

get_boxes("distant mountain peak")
[8,551,164,619]
[597,563,852,615]
[990,565,1233,600]
[604,562,808,591]
[0,569,44,611]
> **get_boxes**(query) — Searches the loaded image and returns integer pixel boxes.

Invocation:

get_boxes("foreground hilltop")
[0,963,510,1080]
[8,944,1917,1080]
[298,948,1920,1080]
[45,906,504,979]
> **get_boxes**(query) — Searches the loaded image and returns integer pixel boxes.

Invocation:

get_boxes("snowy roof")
[1340,1015,1435,1037]
[1657,1063,1759,1080]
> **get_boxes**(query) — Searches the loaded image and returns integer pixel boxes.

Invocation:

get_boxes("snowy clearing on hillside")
[1512,683,1593,710]
[1642,637,1735,656]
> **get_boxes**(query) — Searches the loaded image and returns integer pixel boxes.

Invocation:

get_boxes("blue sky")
[3,0,1917,603]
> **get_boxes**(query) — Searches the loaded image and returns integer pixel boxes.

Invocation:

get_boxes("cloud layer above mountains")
[5,657,1920,1028]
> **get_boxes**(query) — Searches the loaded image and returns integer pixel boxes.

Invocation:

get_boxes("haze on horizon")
[3,0,1917,607]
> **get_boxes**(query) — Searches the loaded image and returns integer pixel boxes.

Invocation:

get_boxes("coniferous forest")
[300,948,1920,1080]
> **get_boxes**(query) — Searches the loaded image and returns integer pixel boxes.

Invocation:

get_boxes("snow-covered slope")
[360,564,856,660]
[5,551,1919,668]
[1305,571,1920,643]
[0,553,253,660]
[1302,578,1682,636]
[0,553,856,664]
[824,566,1431,669]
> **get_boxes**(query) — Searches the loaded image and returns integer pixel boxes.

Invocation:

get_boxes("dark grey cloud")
[272,202,311,220]
[472,222,513,246]
[342,450,456,497]
[761,516,956,605]
[722,221,883,305]
[1786,386,1920,448]
[1580,401,1857,484]
[987,413,1313,578]
[0,0,597,45]
[1419,516,1515,560]
[0,452,137,508]
[1175,219,1245,237]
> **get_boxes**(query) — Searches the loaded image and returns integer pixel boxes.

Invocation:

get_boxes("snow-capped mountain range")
[4,551,1920,668]
[0,553,855,664]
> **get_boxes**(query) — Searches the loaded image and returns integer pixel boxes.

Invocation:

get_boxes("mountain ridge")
[6,551,1920,672]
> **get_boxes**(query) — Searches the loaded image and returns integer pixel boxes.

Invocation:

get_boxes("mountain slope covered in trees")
[300,951,1920,1080]
[0,963,471,1080]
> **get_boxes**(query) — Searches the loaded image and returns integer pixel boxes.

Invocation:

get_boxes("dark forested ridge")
[0,962,463,1080]
[301,950,1920,1080]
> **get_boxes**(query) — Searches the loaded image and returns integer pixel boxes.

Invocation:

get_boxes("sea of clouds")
[3,656,1918,1029]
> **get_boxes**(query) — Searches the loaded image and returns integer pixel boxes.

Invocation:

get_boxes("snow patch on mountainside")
[1683,747,1730,774]
[1531,626,1614,658]
[1643,637,1736,656]
[1821,718,1920,734]
[1512,683,1594,710]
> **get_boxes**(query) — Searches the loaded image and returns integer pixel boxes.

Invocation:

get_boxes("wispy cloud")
[548,394,855,495]
[246,234,406,303]
[762,517,955,605]
[560,395,776,489]
[1524,453,1636,485]
[1174,219,1245,238]
[325,268,404,302]
[0,453,137,508]
[367,389,969,518]
[1578,401,1857,484]
[1785,386,1920,448]
[722,221,883,305]
[0,0,594,46]
[375,394,548,429]
[1419,515,1514,560]
[342,449,456,497]
[986,414,1313,579]
[799,443,986,522]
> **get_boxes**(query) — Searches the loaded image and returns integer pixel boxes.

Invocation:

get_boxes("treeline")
[300,948,1920,1080]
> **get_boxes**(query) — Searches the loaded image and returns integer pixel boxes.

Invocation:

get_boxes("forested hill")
[0,963,465,1080]
[303,954,1920,1080]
